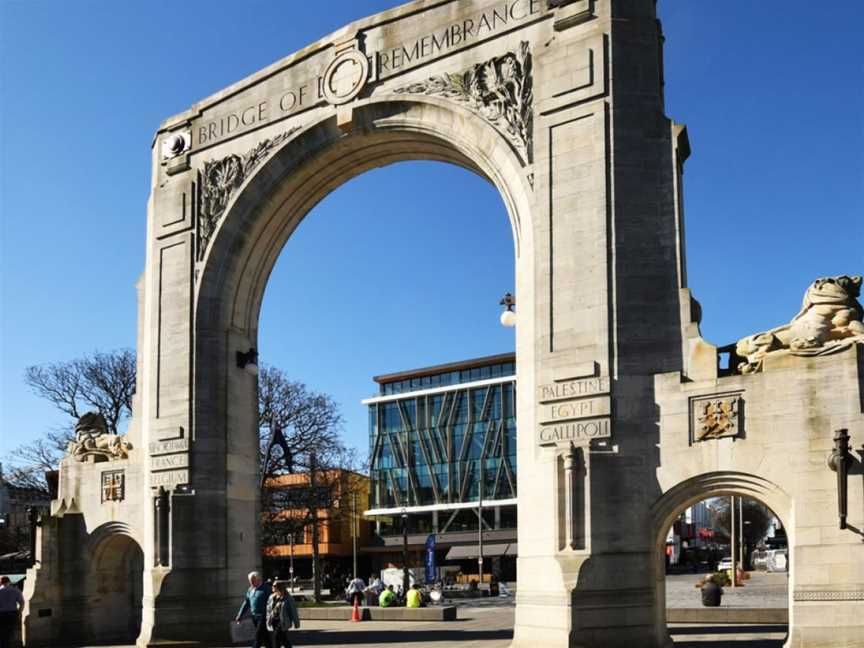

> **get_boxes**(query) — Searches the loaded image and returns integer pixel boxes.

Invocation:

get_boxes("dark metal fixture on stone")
[27,506,42,567]
[827,428,852,530]
[155,486,170,566]
[236,348,259,376]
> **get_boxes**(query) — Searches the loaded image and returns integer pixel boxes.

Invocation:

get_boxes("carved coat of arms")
[692,395,741,442]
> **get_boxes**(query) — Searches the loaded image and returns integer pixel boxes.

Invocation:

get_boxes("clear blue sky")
[1,1,862,462]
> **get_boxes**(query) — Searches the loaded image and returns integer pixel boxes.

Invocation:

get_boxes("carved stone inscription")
[537,417,611,446]
[150,454,190,471]
[150,438,190,455]
[541,395,610,423]
[193,0,544,150]
[377,0,543,79]
[151,470,189,488]
[538,376,610,403]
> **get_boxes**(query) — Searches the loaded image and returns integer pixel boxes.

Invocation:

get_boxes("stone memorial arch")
[22,1,863,646]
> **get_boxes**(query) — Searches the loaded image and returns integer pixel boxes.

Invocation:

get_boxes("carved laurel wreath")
[198,128,300,261]
[393,41,533,162]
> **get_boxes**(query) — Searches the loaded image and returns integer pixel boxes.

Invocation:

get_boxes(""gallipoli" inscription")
[536,418,611,446]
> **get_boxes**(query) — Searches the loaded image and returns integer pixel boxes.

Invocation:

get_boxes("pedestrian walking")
[0,576,25,648]
[345,575,365,607]
[266,581,300,648]
[235,571,271,648]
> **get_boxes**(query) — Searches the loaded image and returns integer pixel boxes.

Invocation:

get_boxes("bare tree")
[4,349,136,490]
[713,498,774,568]
[24,349,135,435]
[257,365,364,601]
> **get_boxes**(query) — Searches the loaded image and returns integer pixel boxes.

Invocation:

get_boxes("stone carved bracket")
[690,393,743,442]
[393,41,533,163]
[197,127,301,261]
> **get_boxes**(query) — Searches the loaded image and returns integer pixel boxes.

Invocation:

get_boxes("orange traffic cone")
[351,598,361,622]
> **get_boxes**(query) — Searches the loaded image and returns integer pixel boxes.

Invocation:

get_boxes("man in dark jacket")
[235,571,271,648]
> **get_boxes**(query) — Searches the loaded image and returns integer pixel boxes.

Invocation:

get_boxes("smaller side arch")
[86,522,145,644]
[648,472,794,647]
[86,520,138,554]
[650,471,794,539]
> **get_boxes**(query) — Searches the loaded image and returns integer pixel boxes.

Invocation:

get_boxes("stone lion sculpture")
[736,275,864,374]
[67,411,133,462]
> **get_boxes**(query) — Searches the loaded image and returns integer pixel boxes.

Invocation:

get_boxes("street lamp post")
[289,532,295,593]
[352,491,358,580]
[739,499,744,572]
[730,496,736,589]
[478,461,484,589]
[402,508,409,598]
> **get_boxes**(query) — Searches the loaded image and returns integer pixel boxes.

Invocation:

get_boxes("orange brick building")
[262,469,372,581]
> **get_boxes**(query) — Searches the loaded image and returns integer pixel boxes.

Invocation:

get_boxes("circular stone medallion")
[322,50,369,106]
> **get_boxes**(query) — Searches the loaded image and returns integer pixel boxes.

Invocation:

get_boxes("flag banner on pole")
[424,534,436,583]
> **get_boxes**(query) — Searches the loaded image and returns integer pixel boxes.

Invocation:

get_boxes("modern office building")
[362,353,517,581]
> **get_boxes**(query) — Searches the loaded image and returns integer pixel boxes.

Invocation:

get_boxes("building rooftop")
[372,352,515,385]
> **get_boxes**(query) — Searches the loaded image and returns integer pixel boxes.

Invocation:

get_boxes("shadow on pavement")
[669,625,788,636]
[671,642,784,648]
[292,628,513,645]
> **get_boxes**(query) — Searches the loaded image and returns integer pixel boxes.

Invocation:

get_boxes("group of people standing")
[235,571,300,648]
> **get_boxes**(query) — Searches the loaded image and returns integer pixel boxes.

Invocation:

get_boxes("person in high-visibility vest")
[406,584,422,608]
[379,585,396,608]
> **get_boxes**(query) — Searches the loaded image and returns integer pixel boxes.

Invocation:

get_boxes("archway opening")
[88,534,144,642]
[253,153,518,597]
[656,493,789,646]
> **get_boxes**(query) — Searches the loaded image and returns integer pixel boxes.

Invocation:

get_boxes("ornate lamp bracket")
[827,428,852,530]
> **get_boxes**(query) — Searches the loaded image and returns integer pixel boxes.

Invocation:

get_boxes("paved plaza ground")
[83,612,787,648]
[75,574,790,648]
[666,571,789,608]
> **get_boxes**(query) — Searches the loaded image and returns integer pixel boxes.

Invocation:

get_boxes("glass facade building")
[365,354,516,518]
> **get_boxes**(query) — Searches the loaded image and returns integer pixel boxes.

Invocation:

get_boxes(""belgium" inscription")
[151,470,189,488]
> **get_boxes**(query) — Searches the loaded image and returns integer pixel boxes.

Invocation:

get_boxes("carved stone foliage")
[197,128,300,261]
[691,394,742,442]
[101,470,125,502]
[67,412,133,462]
[736,275,864,374]
[394,41,533,162]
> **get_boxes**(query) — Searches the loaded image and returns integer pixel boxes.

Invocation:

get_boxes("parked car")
[717,557,733,571]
